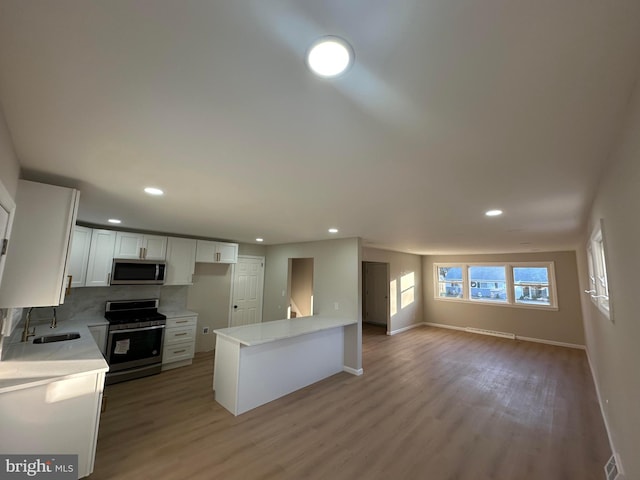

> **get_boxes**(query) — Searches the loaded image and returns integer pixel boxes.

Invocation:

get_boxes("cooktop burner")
[104,298,166,326]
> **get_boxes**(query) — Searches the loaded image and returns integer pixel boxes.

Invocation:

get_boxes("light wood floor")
[89,324,609,480]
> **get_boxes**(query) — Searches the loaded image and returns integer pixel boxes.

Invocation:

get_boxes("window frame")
[434,261,558,310]
[587,220,612,320]
[435,264,465,300]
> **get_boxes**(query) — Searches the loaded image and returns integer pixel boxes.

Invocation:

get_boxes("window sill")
[434,296,559,311]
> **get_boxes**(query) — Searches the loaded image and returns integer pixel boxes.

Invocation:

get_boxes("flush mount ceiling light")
[306,36,353,78]
[108,218,122,224]
[144,187,164,196]
[485,209,503,217]
[256,238,264,243]
[328,228,339,234]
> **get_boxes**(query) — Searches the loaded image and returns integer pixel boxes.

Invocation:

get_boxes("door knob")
[234,305,238,309]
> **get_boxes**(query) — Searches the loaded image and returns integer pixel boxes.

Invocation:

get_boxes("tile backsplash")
[26,285,189,323]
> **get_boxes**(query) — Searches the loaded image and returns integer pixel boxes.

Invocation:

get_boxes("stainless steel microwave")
[110,259,166,285]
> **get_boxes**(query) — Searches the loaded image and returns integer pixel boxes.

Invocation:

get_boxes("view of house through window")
[469,266,507,303]
[434,262,557,309]
[437,266,463,298]
[513,267,550,306]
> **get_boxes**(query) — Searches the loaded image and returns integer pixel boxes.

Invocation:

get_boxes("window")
[513,266,550,306]
[587,221,611,319]
[437,266,463,298]
[434,262,557,309]
[468,265,507,303]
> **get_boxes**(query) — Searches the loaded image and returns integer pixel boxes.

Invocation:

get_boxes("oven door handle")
[108,325,166,335]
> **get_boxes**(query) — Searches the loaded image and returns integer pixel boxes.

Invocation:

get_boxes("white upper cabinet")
[68,225,92,288]
[0,180,79,308]
[165,237,197,285]
[195,240,238,264]
[0,177,16,289]
[114,232,166,260]
[216,242,239,263]
[85,229,117,287]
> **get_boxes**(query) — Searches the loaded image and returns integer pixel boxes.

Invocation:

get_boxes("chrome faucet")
[21,307,36,342]
[50,307,57,329]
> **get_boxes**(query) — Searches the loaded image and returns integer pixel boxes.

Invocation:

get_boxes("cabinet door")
[68,226,92,288]
[0,180,79,308]
[195,240,216,263]
[142,235,167,260]
[113,232,143,259]
[86,229,117,287]
[216,242,238,263]
[165,237,196,285]
[0,180,16,289]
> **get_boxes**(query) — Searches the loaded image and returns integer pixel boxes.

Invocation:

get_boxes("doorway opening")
[288,258,314,318]
[362,261,390,334]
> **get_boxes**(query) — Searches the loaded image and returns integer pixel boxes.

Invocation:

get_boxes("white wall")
[263,238,362,371]
[578,80,640,478]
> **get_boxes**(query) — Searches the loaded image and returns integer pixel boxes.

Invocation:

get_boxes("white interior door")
[230,256,264,327]
[364,262,389,326]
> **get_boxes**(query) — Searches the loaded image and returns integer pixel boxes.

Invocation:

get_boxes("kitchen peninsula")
[213,316,357,415]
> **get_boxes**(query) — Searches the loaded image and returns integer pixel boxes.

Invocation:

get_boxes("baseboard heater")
[464,327,516,340]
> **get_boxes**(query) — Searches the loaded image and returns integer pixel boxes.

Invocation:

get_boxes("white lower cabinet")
[0,371,106,478]
[162,313,197,370]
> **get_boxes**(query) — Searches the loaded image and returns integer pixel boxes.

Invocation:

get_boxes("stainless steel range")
[104,298,166,385]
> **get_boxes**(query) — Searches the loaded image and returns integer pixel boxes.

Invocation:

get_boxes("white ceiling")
[1,1,639,254]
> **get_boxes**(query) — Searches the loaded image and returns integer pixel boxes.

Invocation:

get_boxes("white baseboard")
[516,335,585,350]
[343,366,363,376]
[586,350,622,475]
[387,323,424,336]
[423,322,465,332]
[424,322,586,350]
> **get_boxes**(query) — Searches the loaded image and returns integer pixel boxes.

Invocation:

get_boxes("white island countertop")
[214,316,357,347]
[0,319,109,394]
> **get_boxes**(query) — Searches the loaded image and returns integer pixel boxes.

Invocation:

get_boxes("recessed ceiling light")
[256,238,264,242]
[108,218,122,224]
[307,36,353,78]
[328,228,339,234]
[144,187,164,196]
[485,209,503,217]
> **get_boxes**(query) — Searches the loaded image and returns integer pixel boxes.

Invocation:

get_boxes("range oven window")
[107,326,164,371]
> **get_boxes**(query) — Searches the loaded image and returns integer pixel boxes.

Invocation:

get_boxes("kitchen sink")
[33,332,81,344]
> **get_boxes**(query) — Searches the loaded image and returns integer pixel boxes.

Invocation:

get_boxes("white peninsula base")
[213,317,356,416]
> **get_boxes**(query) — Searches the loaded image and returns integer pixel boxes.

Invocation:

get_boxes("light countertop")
[214,316,357,347]
[159,308,198,318]
[0,317,109,394]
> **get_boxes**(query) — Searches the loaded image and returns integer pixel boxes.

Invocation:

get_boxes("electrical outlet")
[334,302,339,310]
[203,327,209,334]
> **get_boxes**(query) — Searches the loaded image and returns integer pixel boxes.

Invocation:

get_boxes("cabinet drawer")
[165,316,197,329]
[162,341,195,364]
[164,325,196,346]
